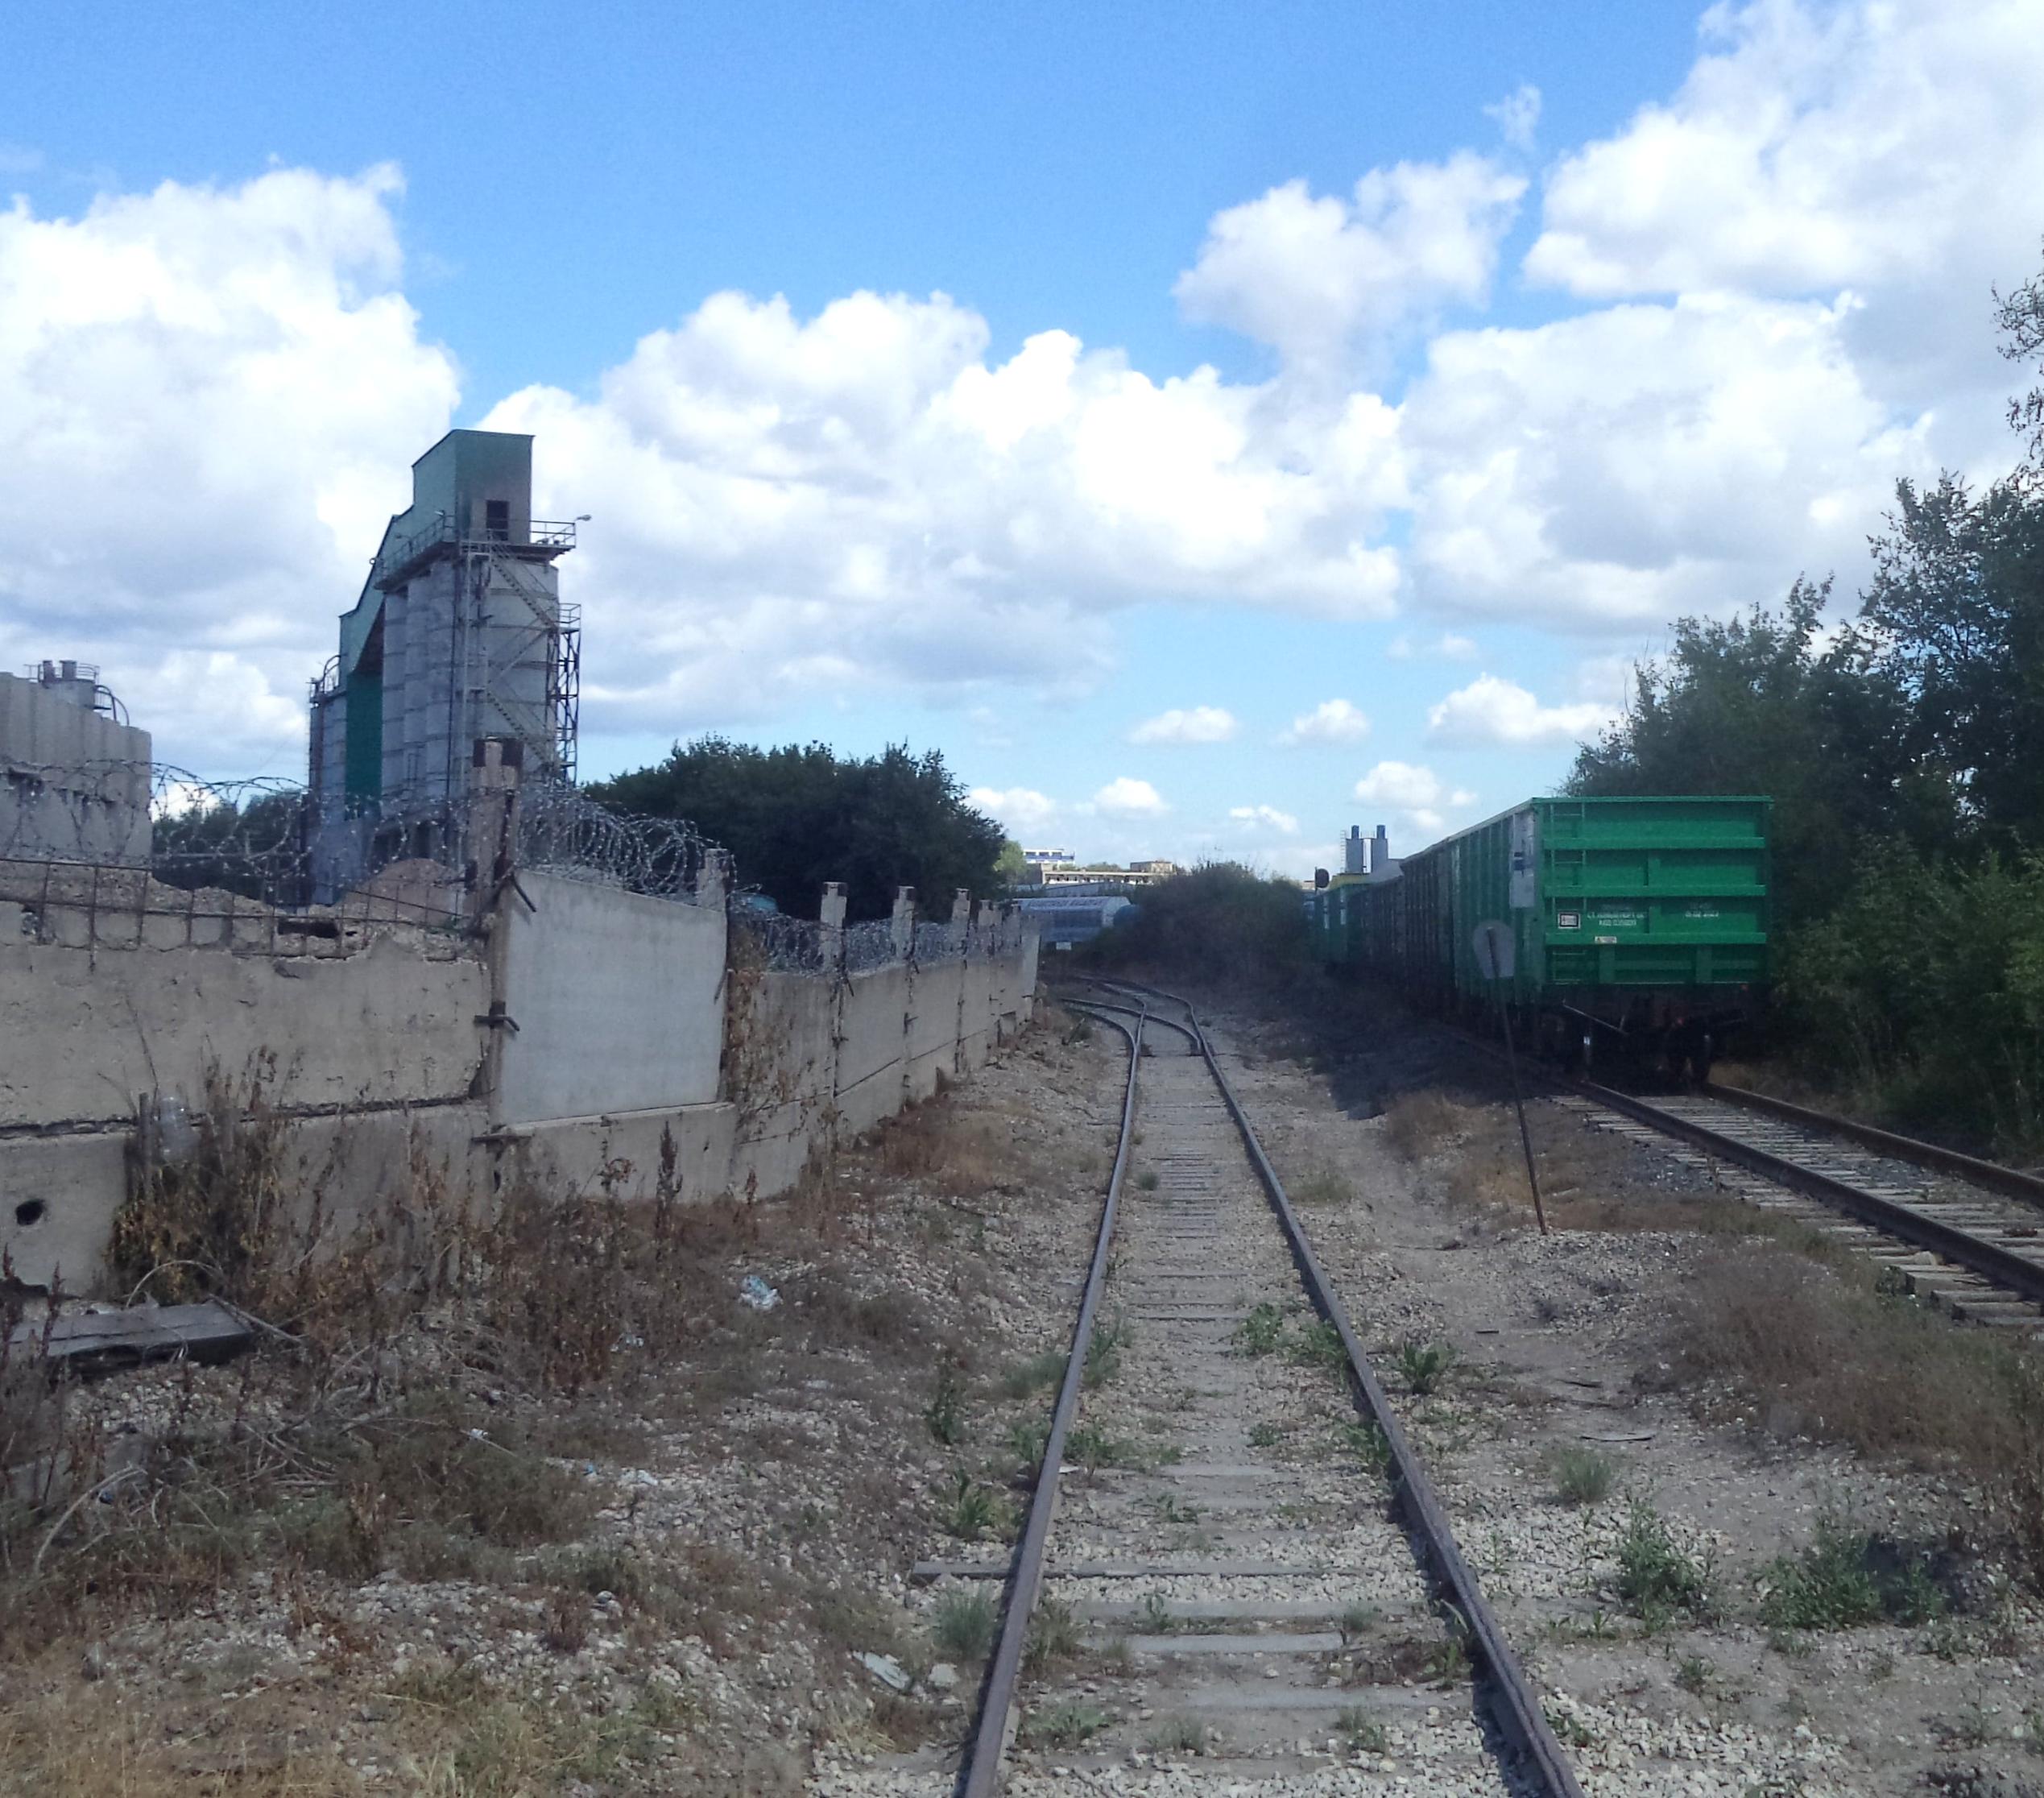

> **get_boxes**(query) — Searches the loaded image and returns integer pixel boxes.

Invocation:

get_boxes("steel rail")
[1444,1019,2044,1311]
[1703,1080,2044,1210]
[1575,1079,2044,1307]
[1056,989,1204,1051]
[955,1004,1145,1798]
[1107,980,1587,1798]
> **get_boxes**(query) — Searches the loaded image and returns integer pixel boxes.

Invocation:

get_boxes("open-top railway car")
[1311,795,1770,1079]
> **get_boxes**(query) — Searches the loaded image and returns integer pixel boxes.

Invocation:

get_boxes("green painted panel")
[344,671,383,803]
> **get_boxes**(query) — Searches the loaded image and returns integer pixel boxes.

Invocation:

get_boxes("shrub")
[1758,1520,1945,1630]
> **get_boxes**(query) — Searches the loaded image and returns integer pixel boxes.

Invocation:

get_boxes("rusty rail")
[955,1000,1144,1796]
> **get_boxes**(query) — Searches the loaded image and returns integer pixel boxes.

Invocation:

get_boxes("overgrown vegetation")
[1612,1502,1714,1626]
[1758,1518,1947,1631]
[1083,860,1310,988]
[2,1042,1083,1784]
[1568,257,2044,1150]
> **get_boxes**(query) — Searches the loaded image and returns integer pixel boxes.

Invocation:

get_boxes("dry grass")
[3,1028,1105,1793]
[0,1690,367,1796]
[874,1100,1016,1199]
[1382,1089,1468,1161]
[1670,1243,2044,1586]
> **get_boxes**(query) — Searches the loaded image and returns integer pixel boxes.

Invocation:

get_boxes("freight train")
[1308,796,1771,1079]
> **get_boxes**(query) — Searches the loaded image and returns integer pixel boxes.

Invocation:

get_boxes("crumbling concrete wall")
[0,868,1036,1295]
[0,893,490,1290]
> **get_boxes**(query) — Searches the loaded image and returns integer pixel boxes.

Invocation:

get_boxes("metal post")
[1498,999,1547,1235]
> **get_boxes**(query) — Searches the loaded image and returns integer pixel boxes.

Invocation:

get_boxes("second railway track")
[935,980,1583,1797]
[1556,1079,2044,1335]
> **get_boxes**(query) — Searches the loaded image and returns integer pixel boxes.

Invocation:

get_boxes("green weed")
[1024,1701,1108,1748]
[1336,1706,1388,1753]
[1235,1303,1286,1357]
[1397,1341,1456,1395]
[1758,1520,1945,1631]
[1549,1446,1618,1507]
[924,1368,966,1445]
[1614,1502,1712,1626]
[931,1589,998,1661]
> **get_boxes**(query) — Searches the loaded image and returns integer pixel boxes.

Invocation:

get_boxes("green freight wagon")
[1343,795,1770,1078]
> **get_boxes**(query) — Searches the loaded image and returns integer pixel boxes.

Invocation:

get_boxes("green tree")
[588,738,1005,921]
[1566,579,1919,925]
[1994,238,2044,462]
[1086,861,1308,988]
[152,789,308,904]
[1860,472,2044,849]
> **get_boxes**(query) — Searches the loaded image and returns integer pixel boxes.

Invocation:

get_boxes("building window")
[485,499,510,541]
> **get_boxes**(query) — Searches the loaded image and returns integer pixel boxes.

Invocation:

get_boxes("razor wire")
[0,757,723,913]
[729,907,829,972]
[2,756,1028,954]
[511,781,717,902]
[843,918,904,973]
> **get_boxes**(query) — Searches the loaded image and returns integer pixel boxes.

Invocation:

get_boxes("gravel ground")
[0,1010,1126,1796]
[1211,989,2044,1798]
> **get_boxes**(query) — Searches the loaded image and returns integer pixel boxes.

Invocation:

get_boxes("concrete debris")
[855,1651,912,1693]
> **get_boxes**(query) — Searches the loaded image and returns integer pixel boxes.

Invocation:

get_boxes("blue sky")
[4,0,2039,875]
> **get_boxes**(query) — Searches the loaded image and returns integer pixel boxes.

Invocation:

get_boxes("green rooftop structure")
[307,430,579,895]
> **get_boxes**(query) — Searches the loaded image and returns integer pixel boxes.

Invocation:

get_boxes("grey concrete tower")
[308,431,578,893]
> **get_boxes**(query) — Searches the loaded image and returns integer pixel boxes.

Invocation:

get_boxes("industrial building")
[1012,890,1134,948]
[0,660,152,863]
[308,429,579,894]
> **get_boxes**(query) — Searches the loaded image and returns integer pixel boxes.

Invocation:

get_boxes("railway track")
[1554,1076,2044,1334]
[931,980,1583,1796]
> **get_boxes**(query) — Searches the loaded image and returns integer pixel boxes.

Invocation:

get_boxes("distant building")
[1314,823,1400,894]
[0,661,151,864]
[1013,892,1135,948]
[1038,858,1178,889]
[308,430,579,895]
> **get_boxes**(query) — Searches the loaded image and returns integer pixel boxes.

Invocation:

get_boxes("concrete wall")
[494,872,726,1124]
[0,894,490,1289]
[0,864,1035,1295]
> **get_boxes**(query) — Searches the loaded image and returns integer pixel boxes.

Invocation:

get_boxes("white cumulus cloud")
[1174,153,1526,366]
[968,785,1059,835]
[0,164,457,771]
[1484,83,1542,152]
[1092,777,1168,817]
[1279,698,1372,745]
[1523,0,2044,440]
[1129,705,1238,744]
[1353,761,1458,810]
[1425,673,1619,746]
[1351,761,1477,843]
[1227,804,1300,834]
[10,0,2043,781]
